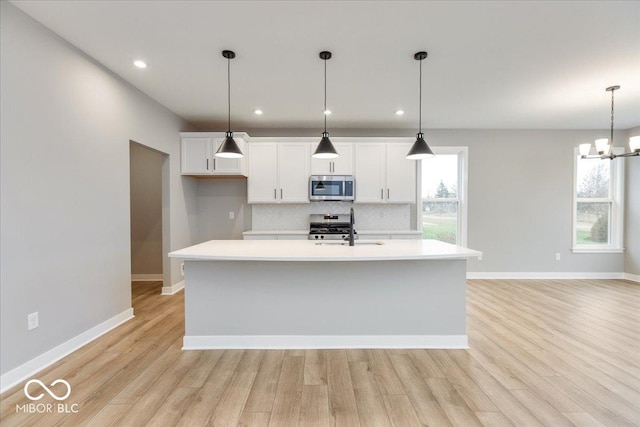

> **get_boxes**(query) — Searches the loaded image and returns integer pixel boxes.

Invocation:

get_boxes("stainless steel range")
[308,214,358,241]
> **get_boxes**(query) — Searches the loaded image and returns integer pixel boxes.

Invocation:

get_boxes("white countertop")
[169,239,482,262]
[242,229,423,235]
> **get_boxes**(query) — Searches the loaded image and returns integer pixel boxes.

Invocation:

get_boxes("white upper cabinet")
[278,143,311,202]
[180,132,248,176]
[310,143,353,175]
[248,141,310,204]
[354,144,386,202]
[181,137,211,174]
[354,142,416,204]
[247,143,278,203]
[386,142,416,203]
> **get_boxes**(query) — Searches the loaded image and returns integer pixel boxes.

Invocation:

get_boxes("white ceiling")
[12,0,640,131]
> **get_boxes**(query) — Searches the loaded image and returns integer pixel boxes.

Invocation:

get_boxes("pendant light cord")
[324,58,327,133]
[227,56,231,132]
[419,57,422,133]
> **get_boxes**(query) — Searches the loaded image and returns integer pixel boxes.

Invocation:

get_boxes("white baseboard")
[467,272,625,280]
[0,308,134,394]
[162,280,184,296]
[131,274,163,282]
[624,273,640,283]
[182,334,468,350]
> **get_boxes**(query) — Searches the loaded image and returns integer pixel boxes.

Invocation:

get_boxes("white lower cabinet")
[248,142,310,203]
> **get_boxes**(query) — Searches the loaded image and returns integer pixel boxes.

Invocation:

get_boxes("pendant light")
[406,51,435,160]
[215,50,243,158]
[313,51,339,159]
[579,85,640,160]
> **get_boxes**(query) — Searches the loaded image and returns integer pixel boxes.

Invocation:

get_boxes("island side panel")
[183,259,467,348]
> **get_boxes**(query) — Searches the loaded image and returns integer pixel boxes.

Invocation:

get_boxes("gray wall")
[196,179,250,241]
[0,3,197,376]
[130,143,164,275]
[625,126,640,275]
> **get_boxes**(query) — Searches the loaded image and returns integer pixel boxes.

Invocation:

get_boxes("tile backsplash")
[251,203,412,230]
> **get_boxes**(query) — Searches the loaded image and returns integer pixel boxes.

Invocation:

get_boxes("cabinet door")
[331,143,353,175]
[181,137,211,174]
[211,138,242,175]
[248,143,278,203]
[310,143,353,175]
[278,143,310,203]
[386,143,416,203]
[354,144,386,203]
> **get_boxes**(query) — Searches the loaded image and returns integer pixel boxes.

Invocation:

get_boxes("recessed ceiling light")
[254,109,263,115]
[133,60,147,69]
[395,110,405,116]
[323,110,332,115]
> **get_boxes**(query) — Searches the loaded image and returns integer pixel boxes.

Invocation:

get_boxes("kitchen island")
[169,239,481,349]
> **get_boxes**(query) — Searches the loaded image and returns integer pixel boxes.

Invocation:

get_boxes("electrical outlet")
[181,262,185,277]
[28,312,39,331]
[555,253,561,261]
[229,211,235,220]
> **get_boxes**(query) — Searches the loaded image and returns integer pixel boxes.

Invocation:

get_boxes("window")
[420,147,467,245]
[573,148,624,252]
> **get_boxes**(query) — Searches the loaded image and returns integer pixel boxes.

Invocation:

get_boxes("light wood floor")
[1,279,639,426]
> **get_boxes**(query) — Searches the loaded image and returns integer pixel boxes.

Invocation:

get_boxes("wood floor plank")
[175,350,245,427]
[145,387,197,427]
[238,411,271,427]
[446,350,545,427]
[366,350,405,396]
[269,356,304,427]
[475,411,514,427]
[299,385,330,427]
[348,361,392,427]
[210,371,257,427]
[427,378,483,427]
[562,412,608,427]
[304,349,327,385]
[243,350,285,413]
[430,350,499,412]
[509,389,574,427]
[327,350,361,427]
[386,354,452,427]
[382,394,422,427]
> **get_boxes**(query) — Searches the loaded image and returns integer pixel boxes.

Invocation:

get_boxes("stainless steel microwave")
[309,175,355,201]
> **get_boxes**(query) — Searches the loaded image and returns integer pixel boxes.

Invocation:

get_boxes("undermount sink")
[314,241,385,246]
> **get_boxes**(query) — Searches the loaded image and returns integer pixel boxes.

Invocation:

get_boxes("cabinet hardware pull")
[381,189,384,199]
[274,189,277,199]
[206,159,209,170]
[213,159,216,170]
[387,188,390,199]
[280,189,283,199]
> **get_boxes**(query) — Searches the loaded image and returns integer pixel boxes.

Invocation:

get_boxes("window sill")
[572,248,624,254]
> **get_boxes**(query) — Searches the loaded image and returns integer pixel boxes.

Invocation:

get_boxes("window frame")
[572,147,625,253]
[417,146,468,247]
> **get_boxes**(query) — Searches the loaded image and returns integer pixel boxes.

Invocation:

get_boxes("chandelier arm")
[609,88,614,157]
